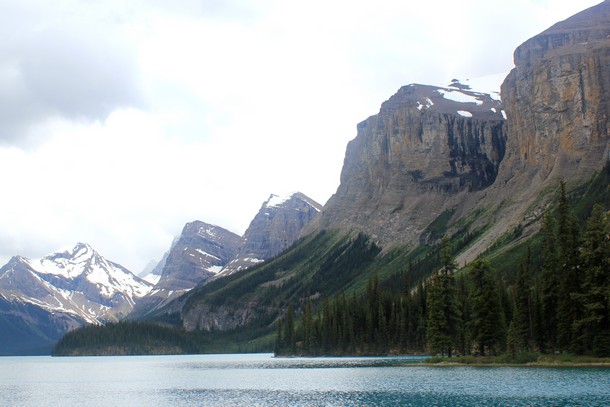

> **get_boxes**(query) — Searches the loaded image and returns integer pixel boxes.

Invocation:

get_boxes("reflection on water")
[1,353,608,406]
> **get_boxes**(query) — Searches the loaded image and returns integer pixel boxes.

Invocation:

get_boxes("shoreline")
[413,362,610,367]
[414,354,610,368]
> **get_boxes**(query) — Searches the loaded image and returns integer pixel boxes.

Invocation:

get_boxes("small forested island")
[53,321,199,356]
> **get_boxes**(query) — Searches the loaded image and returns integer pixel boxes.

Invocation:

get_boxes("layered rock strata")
[305,82,507,247]
[461,0,610,262]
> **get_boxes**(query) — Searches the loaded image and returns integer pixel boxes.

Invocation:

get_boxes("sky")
[0,0,601,273]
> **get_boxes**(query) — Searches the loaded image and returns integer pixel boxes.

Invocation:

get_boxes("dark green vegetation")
[56,165,609,359]
[53,321,199,356]
[276,166,610,358]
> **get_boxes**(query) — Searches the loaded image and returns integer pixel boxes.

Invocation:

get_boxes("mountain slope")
[0,243,152,323]
[0,293,84,355]
[133,194,320,318]
[160,231,381,333]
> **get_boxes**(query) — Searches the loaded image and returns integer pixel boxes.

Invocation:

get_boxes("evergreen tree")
[556,181,583,352]
[574,204,610,356]
[455,275,471,355]
[302,298,314,354]
[426,238,459,357]
[283,304,296,354]
[468,259,505,356]
[321,297,332,353]
[512,245,533,351]
[539,209,559,352]
[274,317,284,355]
[506,320,519,358]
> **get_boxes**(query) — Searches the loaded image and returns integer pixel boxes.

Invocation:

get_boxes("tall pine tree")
[512,246,533,352]
[574,204,610,356]
[556,181,582,352]
[426,238,459,357]
[539,209,559,352]
[468,259,505,356]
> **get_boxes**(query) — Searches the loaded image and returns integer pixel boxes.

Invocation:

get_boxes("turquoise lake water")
[1,353,608,406]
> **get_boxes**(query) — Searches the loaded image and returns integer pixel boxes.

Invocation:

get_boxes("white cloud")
[0,0,143,146]
[0,0,601,272]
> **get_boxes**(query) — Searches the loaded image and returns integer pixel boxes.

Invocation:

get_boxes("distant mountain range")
[131,192,321,319]
[0,192,321,354]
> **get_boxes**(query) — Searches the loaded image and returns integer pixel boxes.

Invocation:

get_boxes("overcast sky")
[0,0,600,273]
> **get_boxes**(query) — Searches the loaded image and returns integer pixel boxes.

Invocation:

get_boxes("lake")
[1,353,608,406]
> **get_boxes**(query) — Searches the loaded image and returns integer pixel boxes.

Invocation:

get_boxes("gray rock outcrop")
[218,192,322,276]
[130,221,243,318]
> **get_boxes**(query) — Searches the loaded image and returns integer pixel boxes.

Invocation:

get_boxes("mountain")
[307,1,610,264]
[168,2,610,338]
[303,80,507,248]
[129,221,243,318]
[0,243,151,354]
[167,81,509,336]
[0,293,85,355]
[219,192,322,276]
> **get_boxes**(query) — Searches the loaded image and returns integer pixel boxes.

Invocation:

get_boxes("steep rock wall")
[459,1,610,263]
[306,83,506,248]
[499,0,610,184]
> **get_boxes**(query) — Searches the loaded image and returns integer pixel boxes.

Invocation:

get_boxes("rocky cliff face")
[459,1,610,263]
[306,2,610,259]
[218,192,322,276]
[305,82,507,248]
[500,0,610,184]
[130,221,243,317]
[159,221,243,289]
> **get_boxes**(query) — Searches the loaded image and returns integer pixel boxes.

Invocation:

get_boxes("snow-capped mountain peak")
[217,192,322,277]
[39,242,100,278]
[264,192,322,212]
[0,243,153,325]
[265,193,293,209]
